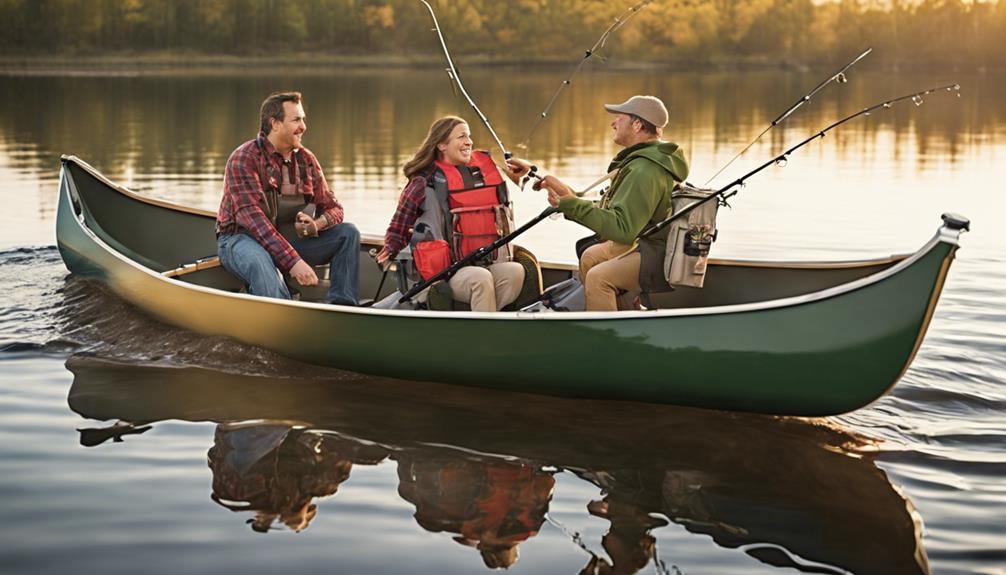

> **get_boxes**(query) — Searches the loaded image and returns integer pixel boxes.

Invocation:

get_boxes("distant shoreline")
[0,52,993,75]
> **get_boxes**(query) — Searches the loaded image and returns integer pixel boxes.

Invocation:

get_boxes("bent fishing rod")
[702,47,873,187]
[419,0,512,159]
[638,82,962,241]
[517,0,654,154]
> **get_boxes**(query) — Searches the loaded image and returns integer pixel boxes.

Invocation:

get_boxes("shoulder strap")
[253,140,280,224]
[296,150,311,184]
[469,150,503,186]
[433,159,465,190]
[431,171,450,204]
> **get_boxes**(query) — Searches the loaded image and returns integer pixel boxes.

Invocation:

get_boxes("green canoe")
[55,155,969,416]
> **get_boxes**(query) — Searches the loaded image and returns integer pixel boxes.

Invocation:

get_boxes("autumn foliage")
[2,0,1003,69]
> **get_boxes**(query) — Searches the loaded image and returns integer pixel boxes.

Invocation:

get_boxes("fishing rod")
[418,0,512,159]
[516,0,654,154]
[638,82,962,240]
[702,47,873,187]
[399,205,559,304]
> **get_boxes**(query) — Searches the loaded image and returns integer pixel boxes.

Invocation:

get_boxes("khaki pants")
[580,241,640,311]
[449,262,525,312]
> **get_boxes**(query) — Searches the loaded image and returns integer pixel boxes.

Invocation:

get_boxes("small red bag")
[413,240,451,281]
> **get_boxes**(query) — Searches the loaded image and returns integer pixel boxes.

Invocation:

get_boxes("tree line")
[4,0,1003,69]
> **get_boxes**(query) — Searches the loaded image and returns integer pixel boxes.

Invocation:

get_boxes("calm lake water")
[1,67,1005,574]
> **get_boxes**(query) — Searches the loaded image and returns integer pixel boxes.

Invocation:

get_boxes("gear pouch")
[413,239,451,281]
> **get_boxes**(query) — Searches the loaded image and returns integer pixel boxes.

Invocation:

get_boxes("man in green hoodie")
[514,95,689,311]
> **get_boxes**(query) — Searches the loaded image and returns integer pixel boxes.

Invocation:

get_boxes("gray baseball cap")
[604,95,668,128]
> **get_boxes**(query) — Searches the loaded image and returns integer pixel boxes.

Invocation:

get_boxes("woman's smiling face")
[438,122,473,165]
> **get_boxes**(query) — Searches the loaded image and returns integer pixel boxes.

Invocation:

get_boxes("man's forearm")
[315,205,344,230]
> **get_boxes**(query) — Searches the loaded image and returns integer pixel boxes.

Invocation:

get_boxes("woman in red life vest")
[376,116,527,312]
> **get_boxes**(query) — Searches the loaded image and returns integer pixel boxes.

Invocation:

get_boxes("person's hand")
[535,175,574,207]
[295,212,318,238]
[290,259,319,286]
[504,157,532,181]
[375,247,393,269]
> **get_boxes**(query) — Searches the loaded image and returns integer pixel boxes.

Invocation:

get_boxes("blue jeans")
[218,223,360,304]
[289,223,360,305]
[217,233,291,299]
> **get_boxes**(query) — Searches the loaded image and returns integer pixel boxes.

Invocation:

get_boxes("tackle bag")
[663,183,719,288]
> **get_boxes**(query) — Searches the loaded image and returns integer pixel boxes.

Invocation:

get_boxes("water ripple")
[0,246,362,380]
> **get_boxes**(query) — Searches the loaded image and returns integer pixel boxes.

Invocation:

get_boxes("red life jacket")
[413,151,511,280]
[435,150,508,260]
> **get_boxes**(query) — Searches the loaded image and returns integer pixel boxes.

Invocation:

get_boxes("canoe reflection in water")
[67,357,930,574]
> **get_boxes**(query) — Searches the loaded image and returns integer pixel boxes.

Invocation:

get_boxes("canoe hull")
[56,156,962,415]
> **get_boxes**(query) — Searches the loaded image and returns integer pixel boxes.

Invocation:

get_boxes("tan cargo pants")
[580,241,640,311]
[448,262,525,312]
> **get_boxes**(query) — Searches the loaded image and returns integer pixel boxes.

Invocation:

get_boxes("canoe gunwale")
[59,154,960,322]
[61,154,217,218]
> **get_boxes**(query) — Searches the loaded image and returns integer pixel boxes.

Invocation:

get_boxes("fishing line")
[702,47,873,187]
[639,82,962,240]
[418,0,512,159]
[544,513,603,558]
[517,0,654,154]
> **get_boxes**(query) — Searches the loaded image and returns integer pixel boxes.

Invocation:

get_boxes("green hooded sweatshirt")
[558,140,689,248]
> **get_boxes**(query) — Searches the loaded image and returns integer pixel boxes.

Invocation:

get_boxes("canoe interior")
[64,158,906,309]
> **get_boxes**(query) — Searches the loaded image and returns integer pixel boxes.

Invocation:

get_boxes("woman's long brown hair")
[403,116,467,180]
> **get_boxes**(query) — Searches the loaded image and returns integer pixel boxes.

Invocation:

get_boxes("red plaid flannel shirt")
[382,174,430,257]
[216,133,344,272]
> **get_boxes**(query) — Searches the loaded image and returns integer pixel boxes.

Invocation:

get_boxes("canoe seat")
[164,257,244,292]
[165,257,333,301]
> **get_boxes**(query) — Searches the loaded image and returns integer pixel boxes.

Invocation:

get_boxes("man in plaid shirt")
[216,92,359,305]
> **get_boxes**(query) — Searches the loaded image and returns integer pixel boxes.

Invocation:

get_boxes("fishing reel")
[520,164,542,190]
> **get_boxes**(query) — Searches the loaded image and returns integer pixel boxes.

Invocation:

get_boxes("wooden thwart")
[163,256,221,278]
